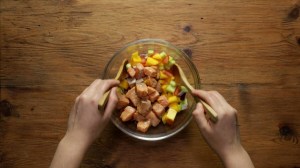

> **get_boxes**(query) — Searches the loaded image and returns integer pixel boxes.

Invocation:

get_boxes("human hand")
[50,79,119,168]
[66,79,120,147]
[192,90,254,168]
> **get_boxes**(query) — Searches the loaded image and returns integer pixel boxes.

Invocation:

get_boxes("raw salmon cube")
[136,63,144,70]
[148,87,159,102]
[120,106,136,122]
[125,87,140,106]
[144,67,157,77]
[116,94,129,110]
[136,83,148,98]
[147,86,159,102]
[156,82,162,93]
[144,77,158,88]
[127,67,136,78]
[157,95,169,107]
[137,100,151,116]
[134,67,144,79]
[152,102,165,117]
[147,86,156,95]
[146,111,161,127]
[133,112,146,122]
[137,120,151,133]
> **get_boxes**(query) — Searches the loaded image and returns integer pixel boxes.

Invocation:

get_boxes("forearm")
[220,146,254,168]
[50,135,89,168]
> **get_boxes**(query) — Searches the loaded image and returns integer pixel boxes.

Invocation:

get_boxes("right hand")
[192,90,241,158]
[192,90,254,168]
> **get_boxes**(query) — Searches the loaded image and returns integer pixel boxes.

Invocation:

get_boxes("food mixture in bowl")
[116,49,189,133]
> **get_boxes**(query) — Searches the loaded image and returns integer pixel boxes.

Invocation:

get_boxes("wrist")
[218,144,244,160]
[50,134,90,168]
[219,145,253,168]
[62,132,91,153]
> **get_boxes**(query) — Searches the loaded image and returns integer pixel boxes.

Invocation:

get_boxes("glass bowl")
[102,39,201,141]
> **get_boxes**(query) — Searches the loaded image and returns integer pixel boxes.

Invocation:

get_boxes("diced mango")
[162,112,167,124]
[119,80,129,90]
[132,51,141,63]
[162,85,168,92]
[159,71,168,79]
[152,53,162,60]
[166,93,173,98]
[169,103,181,112]
[159,64,165,70]
[146,57,159,66]
[168,96,179,104]
[165,108,177,125]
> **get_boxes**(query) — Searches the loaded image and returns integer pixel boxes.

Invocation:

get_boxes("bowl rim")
[103,38,201,141]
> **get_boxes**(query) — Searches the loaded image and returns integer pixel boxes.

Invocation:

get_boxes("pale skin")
[192,90,254,168]
[50,79,254,168]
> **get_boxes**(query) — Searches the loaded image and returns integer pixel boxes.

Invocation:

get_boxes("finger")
[94,79,120,101]
[103,87,118,119]
[209,91,234,110]
[192,90,224,114]
[192,90,215,105]
[83,79,103,96]
[193,103,211,131]
[81,79,100,95]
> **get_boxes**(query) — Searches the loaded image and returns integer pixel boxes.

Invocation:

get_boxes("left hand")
[65,79,119,147]
[50,79,119,168]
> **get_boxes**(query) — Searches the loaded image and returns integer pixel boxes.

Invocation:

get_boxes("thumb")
[193,103,210,131]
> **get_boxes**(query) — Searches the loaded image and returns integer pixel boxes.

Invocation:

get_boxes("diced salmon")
[120,106,136,122]
[152,102,165,117]
[125,87,140,106]
[147,86,156,95]
[137,99,151,116]
[127,67,136,78]
[144,77,158,88]
[137,120,151,133]
[146,111,161,127]
[136,83,148,98]
[133,63,144,79]
[116,93,130,110]
[149,91,160,102]
[157,95,169,107]
[136,63,144,70]
[156,82,162,93]
[127,78,136,88]
[147,86,159,102]
[144,67,157,77]
[133,112,146,122]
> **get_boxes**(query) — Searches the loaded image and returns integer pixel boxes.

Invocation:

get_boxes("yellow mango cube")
[159,71,168,79]
[162,112,167,124]
[162,85,168,92]
[152,53,162,60]
[166,108,177,125]
[168,96,179,104]
[131,51,141,63]
[119,80,129,90]
[146,57,159,66]
[169,103,181,112]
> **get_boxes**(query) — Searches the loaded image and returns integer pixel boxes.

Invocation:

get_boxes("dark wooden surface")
[1,0,300,167]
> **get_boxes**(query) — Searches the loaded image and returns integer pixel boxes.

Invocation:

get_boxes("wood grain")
[1,0,300,167]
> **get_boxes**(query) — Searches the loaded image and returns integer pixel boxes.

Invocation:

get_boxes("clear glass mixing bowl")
[102,39,200,141]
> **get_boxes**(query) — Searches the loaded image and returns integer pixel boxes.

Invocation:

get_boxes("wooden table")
[1,0,300,167]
